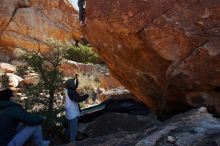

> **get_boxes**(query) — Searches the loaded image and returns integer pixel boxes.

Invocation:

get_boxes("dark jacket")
[65,78,89,102]
[0,100,44,146]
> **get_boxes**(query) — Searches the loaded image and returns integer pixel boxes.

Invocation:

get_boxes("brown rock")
[0,0,80,54]
[0,47,12,62]
[83,0,220,113]
[61,60,122,90]
[60,60,80,76]
[99,87,134,102]
[98,74,122,90]
[61,60,108,75]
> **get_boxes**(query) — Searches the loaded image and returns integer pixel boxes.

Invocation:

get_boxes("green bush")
[65,43,103,64]
[16,39,67,128]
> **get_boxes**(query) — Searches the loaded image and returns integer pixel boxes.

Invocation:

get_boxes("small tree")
[16,40,69,126]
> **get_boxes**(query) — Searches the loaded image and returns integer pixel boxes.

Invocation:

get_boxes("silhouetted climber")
[78,0,86,26]
[0,88,49,146]
[64,74,89,143]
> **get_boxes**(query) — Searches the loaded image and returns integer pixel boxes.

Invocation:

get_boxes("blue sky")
[70,0,78,10]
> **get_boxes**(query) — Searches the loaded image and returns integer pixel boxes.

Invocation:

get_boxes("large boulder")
[76,112,160,146]
[83,0,220,113]
[84,113,160,138]
[0,0,80,55]
[136,107,220,146]
[76,107,220,146]
[98,74,122,90]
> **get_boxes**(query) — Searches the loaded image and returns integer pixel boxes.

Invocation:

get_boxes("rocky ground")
[73,107,220,146]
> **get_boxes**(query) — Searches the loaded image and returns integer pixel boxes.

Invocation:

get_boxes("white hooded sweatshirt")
[64,89,80,120]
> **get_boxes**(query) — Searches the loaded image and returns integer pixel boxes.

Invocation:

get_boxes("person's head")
[64,79,77,89]
[0,88,14,101]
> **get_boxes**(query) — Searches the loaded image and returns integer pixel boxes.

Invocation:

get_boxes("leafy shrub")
[65,43,104,64]
[16,39,68,127]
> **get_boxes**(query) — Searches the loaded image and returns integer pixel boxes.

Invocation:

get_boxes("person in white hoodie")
[64,74,89,143]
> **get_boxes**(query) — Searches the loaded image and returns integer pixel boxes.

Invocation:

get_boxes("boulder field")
[83,0,220,114]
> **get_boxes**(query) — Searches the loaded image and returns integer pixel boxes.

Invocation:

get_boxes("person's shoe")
[43,140,50,146]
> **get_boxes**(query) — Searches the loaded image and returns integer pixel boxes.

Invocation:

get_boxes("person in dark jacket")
[78,0,86,26]
[0,88,49,146]
[64,74,89,143]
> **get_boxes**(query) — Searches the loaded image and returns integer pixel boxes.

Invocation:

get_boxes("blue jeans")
[7,125,46,146]
[67,118,78,143]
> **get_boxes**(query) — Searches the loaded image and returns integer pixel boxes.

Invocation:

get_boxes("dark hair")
[64,79,76,89]
[0,88,14,100]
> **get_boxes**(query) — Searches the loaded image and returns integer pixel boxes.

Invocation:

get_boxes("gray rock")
[136,107,220,146]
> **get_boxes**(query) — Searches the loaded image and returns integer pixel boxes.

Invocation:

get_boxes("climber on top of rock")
[78,0,86,26]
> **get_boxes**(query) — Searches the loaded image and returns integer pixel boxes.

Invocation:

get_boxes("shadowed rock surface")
[76,112,160,146]
[136,107,220,146]
[73,107,220,146]
[83,0,220,114]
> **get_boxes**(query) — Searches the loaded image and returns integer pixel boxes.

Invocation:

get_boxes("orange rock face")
[0,0,80,55]
[83,0,220,113]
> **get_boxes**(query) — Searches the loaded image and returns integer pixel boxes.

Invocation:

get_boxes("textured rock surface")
[0,0,80,56]
[84,113,160,138]
[75,107,220,146]
[99,87,134,102]
[83,0,220,113]
[60,60,122,90]
[76,113,160,146]
[136,107,220,146]
[61,60,108,76]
